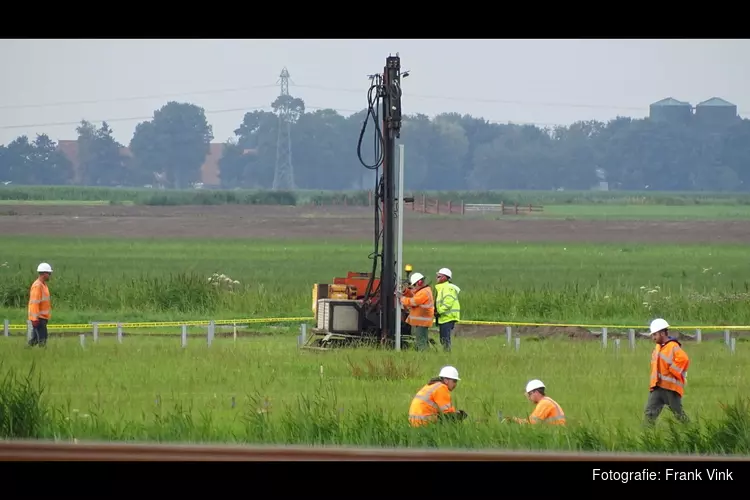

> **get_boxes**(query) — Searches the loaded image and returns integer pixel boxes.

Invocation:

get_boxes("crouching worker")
[408,366,467,427]
[505,379,566,426]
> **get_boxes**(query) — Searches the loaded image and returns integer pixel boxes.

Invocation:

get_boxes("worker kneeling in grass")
[505,379,566,426]
[408,366,467,427]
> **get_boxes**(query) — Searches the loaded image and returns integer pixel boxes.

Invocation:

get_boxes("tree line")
[1,94,749,191]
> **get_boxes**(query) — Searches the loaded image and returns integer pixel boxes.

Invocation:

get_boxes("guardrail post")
[207,320,215,347]
[117,323,123,343]
[79,334,85,348]
[724,329,730,346]
[27,320,32,342]
[93,322,99,343]
[505,326,512,346]
[601,327,607,348]
[614,338,620,356]
[730,337,736,354]
[3,319,8,337]
[300,323,307,346]
[695,328,701,343]
[514,336,520,351]
[233,322,237,342]
[181,324,187,348]
[628,328,635,350]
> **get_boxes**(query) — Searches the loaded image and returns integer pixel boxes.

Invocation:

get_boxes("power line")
[3,78,746,117]
[0,104,567,134]
[289,83,648,112]
[0,84,279,111]
[0,105,271,131]
[291,83,750,117]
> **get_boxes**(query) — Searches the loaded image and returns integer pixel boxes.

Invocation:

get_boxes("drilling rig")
[302,54,416,351]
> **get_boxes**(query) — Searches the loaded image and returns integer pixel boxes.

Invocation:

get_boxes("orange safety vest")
[528,396,566,425]
[400,286,434,327]
[408,381,456,427]
[650,338,689,397]
[28,278,51,322]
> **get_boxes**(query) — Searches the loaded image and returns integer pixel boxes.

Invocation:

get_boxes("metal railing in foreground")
[0,440,747,461]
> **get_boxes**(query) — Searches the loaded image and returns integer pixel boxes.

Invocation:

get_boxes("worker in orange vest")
[644,318,690,424]
[505,379,566,425]
[28,262,53,347]
[397,272,434,351]
[408,366,467,427]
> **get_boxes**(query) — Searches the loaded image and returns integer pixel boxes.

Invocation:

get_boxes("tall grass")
[1,237,749,326]
[0,359,747,454]
[0,362,48,438]
[3,185,750,207]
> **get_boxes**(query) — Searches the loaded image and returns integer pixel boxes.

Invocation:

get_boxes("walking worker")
[408,365,467,427]
[396,271,434,351]
[506,379,566,425]
[434,267,461,352]
[644,318,690,424]
[28,262,53,347]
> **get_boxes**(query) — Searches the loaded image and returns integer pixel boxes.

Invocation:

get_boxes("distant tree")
[76,120,129,186]
[227,109,279,188]
[29,134,74,185]
[0,144,7,182]
[2,136,36,184]
[130,101,213,189]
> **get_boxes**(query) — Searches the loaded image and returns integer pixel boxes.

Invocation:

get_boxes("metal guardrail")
[0,440,747,461]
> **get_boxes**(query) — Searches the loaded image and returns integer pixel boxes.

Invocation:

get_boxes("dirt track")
[2,204,750,243]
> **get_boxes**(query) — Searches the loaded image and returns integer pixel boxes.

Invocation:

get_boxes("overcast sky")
[1,39,748,146]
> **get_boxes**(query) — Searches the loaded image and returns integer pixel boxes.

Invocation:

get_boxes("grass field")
[1,237,749,327]
[1,336,748,453]
[1,186,749,454]
[524,204,750,221]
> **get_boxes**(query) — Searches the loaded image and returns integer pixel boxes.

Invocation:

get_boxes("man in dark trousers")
[644,318,690,424]
[28,262,53,347]
[434,268,461,352]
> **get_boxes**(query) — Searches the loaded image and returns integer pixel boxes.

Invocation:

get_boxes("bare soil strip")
[1,204,749,243]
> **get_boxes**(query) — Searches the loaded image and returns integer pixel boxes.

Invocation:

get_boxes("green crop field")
[1,186,750,454]
[1,335,748,453]
[1,236,749,326]
[1,235,750,453]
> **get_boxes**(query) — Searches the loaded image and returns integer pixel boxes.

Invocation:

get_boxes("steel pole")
[395,144,405,351]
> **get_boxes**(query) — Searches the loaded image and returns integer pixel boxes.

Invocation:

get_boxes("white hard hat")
[409,272,424,286]
[649,318,670,334]
[37,262,53,273]
[525,379,545,393]
[437,267,452,279]
[438,365,460,380]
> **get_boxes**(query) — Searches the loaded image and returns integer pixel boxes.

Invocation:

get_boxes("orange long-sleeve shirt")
[28,278,51,322]
[408,381,456,427]
[513,396,566,425]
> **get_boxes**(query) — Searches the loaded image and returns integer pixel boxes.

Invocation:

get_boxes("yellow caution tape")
[5,317,315,331]
[4,316,749,332]
[458,320,750,330]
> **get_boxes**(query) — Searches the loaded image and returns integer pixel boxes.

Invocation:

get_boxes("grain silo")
[649,97,693,123]
[695,97,738,125]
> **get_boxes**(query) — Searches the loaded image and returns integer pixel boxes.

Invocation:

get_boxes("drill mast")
[378,54,403,344]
